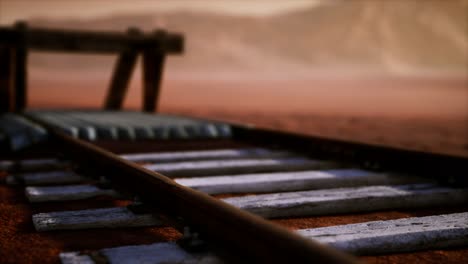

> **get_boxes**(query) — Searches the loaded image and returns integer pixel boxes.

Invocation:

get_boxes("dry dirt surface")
[156,77,468,158]
[170,110,468,158]
[28,76,468,158]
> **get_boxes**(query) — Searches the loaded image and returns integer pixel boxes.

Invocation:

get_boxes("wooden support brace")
[104,28,140,110]
[142,30,166,113]
[0,46,14,112]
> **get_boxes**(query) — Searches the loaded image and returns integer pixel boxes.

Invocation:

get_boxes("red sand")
[29,77,468,119]
[177,110,468,157]
[28,76,468,157]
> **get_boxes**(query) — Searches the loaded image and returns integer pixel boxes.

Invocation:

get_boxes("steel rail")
[30,118,361,264]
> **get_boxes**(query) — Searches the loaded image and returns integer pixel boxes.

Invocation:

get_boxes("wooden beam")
[121,148,294,163]
[104,28,140,110]
[223,184,468,218]
[13,22,28,112]
[176,169,424,195]
[33,207,162,231]
[143,157,335,178]
[299,212,468,254]
[0,46,14,112]
[142,31,166,112]
[11,170,85,185]
[0,26,183,54]
[25,184,118,202]
[61,242,218,264]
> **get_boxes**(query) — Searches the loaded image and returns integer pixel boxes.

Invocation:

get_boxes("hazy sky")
[0,0,320,24]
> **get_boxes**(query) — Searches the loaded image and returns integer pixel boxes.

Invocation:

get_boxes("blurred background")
[1,0,467,156]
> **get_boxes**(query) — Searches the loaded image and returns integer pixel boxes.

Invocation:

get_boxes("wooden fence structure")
[0,22,184,113]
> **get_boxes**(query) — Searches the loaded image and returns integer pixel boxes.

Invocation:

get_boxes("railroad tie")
[298,212,468,255]
[24,169,427,202]
[223,184,468,218]
[176,168,427,195]
[0,113,48,151]
[144,157,338,177]
[6,170,87,185]
[60,242,221,264]
[26,110,233,140]
[25,184,119,202]
[57,212,468,260]
[0,158,70,172]
[121,148,296,163]
[32,207,163,232]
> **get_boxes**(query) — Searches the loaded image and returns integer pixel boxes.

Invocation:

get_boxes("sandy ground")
[167,109,468,158]
[28,76,468,157]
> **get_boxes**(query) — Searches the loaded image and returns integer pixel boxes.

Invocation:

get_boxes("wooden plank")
[9,170,86,185]
[25,111,81,138]
[0,115,32,151]
[0,114,48,151]
[25,185,119,202]
[104,28,140,110]
[298,212,468,255]
[144,158,338,178]
[0,158,69,172]
[102,243,220,264]
[0,26,184,54]
[27,110,233,140]
[8,114,48,144]
[60,242,221,264]
[223,184,468,218]
[142,36,165,112]
[33,207,163,231]
[0,47,14,112]
[60,252,94,264]
[121,148,295,163]
[0,160,14,171]
[23,169,427,203]
[176,169,428,195]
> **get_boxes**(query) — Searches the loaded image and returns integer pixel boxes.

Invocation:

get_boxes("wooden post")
[0,46,14,112]
[104,28,140,110]
[13,21,28,112]
[142,30,166,113]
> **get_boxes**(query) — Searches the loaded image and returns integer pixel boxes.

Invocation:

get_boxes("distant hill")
[27,0,468,78]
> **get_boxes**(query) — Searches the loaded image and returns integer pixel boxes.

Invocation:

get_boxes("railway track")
[1,24,467,263]
[1,111,467,264]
